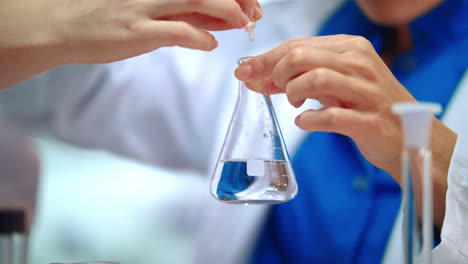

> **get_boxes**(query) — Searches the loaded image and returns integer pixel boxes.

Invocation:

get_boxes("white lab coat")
[2,0,467,263]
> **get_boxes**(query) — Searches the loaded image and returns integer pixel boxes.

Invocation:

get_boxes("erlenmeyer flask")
[210,57,298,204]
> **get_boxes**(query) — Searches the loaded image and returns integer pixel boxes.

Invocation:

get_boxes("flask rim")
[237,56,253,66]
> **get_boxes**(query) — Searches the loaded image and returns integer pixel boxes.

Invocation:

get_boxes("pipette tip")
[245,21,256,41]
[248,32,254,41]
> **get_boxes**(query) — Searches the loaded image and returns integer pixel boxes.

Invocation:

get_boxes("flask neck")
[238,79,272,102]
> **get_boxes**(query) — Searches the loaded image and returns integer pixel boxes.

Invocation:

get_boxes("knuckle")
[333,34,356,43]
[336,33,351,39]
[251,58,266,75]
[349,36,373,53]
[286,39,305,53]
[323,107,340,128]
[308,68,330,88]
[350,58,377,81]
[127,20,145,36]
[119,19,143,41]
[288,47,308,68]
[169,22,191,43]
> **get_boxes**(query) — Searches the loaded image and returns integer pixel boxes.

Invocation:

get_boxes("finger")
[243,76,283,95]
[285,68,379,109]
[295,107,372,139]
[271,47,350,89]
[163,14,231,31]
[144,21,218,51]
[151,0,250,29]
[236,0,263,21]
[316,96,344,108]
[234,35,351,82]
[253,1,263,21]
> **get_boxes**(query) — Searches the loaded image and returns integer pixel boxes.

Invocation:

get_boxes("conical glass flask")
[210,57,298,204]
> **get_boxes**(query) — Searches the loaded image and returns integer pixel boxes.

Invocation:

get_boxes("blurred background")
[29,136,207,264]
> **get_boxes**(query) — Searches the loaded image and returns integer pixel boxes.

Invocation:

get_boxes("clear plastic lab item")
[245,21,256,41]
[210,57,298,204]
[0,209,28,264]
[393,102,441,264]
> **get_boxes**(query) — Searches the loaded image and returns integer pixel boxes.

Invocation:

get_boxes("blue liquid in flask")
[213,159,296,204]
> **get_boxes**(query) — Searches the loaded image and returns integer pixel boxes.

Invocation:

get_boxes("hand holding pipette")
[0,0,263,89]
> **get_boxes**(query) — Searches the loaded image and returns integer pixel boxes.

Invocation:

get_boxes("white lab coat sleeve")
[433,135,468,263]
[384,71,468,263]
[432,70,468,263]
[45,49,229,172]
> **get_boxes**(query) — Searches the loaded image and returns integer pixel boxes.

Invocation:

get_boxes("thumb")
[234,43,291,82]
[243,76,284,95]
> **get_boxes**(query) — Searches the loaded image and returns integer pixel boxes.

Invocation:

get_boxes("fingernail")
[236,64,252,80]
[237,56,252,65]
[295,115,300,126]
[248,5,256,20]
[253,4,263,21]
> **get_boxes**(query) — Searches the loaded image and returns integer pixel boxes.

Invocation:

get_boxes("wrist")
[0,30,67,89]
[0,1,71,88]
